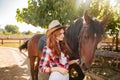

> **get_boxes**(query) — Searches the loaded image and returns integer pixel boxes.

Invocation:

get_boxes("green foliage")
[4,24,20,34]
[0,28,4,34]
[22,30,33,35]
[16,0,84,28]
[3,30,11,35]
[36,31,41,34]
[16,0,120,39]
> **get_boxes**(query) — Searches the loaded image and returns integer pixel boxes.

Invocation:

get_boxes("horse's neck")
[65,18,83,59]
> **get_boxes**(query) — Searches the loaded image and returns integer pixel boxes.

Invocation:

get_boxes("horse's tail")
[19,40,29,52]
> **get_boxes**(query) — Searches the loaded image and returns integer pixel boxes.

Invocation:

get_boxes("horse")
[19,11,108,80]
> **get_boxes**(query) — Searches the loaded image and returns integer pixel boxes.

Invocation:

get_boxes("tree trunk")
[115,33,119,51]
[112,37,115,51]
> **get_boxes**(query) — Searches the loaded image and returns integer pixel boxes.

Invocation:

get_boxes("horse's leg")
[29,56,36,80]
[34,57,40,80]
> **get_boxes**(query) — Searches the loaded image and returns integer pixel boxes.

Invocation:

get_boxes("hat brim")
[46,26,65,37]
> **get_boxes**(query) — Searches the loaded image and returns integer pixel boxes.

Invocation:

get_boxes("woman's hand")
[58,67,68,75]
[68,59,79,65]
[51,67,68,75]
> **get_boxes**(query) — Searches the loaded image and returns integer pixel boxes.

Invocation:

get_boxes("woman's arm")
[68,59,79,65]
[39,48,51,73]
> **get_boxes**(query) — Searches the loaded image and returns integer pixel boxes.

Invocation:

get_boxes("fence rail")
[0,38,29,45]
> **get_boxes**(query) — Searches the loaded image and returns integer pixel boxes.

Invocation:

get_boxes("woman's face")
[56,29,65,41]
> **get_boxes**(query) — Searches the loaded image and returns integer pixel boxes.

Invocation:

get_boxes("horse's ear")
[84,10,91,24]
[101,16,109,26]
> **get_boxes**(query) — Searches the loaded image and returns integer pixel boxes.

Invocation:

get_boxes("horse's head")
[79,11,108,69]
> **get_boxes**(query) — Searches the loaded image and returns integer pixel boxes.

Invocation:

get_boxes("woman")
[39,20,79,80]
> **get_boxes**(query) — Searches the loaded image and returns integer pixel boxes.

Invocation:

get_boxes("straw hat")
[46,20,65,37]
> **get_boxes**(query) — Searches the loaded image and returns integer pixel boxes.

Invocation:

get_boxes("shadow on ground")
[0,64,30,80]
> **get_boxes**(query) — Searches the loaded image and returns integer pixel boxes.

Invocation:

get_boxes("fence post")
[19,40,21,45]
[2,39,3,45]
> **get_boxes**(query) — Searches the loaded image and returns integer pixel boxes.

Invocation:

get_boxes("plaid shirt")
[39,46,69,73]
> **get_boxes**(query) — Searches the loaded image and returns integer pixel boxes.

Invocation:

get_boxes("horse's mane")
[88,18,104,38]
[65,18,83,57]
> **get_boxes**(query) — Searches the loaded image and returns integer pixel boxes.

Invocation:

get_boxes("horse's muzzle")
[79,59,88,73]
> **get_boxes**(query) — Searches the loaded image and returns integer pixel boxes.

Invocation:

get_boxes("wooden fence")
[0,38,29,47]
[0,37,29,45]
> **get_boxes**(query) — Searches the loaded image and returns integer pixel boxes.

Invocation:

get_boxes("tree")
[4,24,20,34]
[22,30,33,35]
[16,0,84,28]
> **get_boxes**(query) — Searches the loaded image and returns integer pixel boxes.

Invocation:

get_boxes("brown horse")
[19,11,108,80]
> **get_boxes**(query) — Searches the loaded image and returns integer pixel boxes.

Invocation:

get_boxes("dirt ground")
[0,46,49,80]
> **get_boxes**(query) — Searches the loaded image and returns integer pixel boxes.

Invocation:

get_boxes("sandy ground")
[0,46,49,80]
